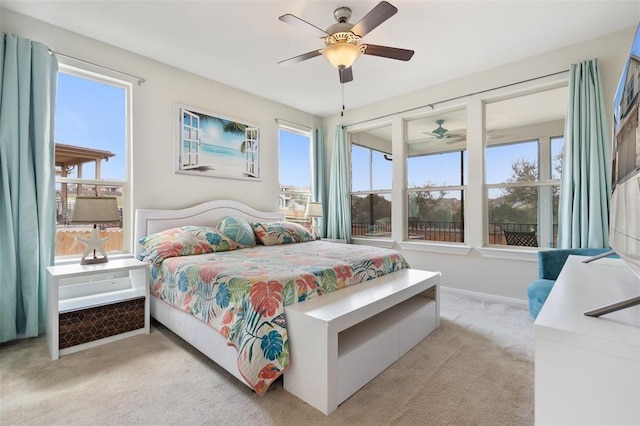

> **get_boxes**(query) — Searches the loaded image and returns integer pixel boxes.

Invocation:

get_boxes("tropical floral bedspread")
[150,240,409,395]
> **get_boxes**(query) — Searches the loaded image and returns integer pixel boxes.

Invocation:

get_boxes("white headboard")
[134,199,285,257]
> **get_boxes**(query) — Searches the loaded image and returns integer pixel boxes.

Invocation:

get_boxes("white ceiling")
[2,1,639,117]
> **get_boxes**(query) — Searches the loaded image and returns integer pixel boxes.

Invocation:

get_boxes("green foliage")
[502,159,538,208]
[488,158,559,225]
[408,185,461,222]
[228,277,253,303]
[351,194,391,223]
[220,120,247,134]
[281,280,296,305]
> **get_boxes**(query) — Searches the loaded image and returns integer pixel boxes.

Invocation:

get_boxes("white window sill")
[351,237,395,249]
[397,241,472,256]
[477,246,539,262]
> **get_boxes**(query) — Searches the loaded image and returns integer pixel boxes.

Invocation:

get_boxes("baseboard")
[440,286,528,307]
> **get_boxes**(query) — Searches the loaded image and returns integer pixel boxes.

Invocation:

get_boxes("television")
[585,23,640,317]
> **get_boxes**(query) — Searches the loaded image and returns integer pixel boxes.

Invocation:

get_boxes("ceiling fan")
[422,119,466,144]
[278,1,414,83]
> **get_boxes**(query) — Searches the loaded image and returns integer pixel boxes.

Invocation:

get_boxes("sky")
[56,72,564,190]
[279,129,311,187]
[351,139,564,192]
[55,72,126,180]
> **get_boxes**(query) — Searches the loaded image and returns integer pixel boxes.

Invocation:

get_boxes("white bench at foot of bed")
[283,268,440,415]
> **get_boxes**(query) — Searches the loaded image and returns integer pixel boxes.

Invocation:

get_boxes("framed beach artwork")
[174,104,260,180]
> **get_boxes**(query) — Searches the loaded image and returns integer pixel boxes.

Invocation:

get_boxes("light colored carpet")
[0,291,534,425]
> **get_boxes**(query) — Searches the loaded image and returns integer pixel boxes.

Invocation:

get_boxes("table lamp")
[72,196,120,264]
[305,202,323,239]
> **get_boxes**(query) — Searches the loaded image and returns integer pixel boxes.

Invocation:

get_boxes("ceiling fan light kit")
[321,32,366,69]
[278,1,413,83]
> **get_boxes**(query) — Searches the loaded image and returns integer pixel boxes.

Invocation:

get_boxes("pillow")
[216,216,256,247]
[139,226,237,264]
[253,221,314,246]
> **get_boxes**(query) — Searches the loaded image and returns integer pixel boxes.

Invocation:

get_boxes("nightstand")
[46,258,149,360]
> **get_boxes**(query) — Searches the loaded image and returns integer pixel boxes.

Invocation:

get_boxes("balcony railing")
[352,220,558,246]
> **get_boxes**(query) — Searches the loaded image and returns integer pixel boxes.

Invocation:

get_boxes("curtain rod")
[275,118,312,131]
[344,69,570,129]
[48,49,146,86]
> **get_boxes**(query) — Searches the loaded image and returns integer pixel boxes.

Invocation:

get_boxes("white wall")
[1,9,321,217]
[3,8,633,301]
[322,27,635,300]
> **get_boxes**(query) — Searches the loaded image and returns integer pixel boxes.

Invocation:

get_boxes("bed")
[135,199,440,414]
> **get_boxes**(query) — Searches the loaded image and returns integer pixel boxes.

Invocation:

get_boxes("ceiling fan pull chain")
[341,83,345,117]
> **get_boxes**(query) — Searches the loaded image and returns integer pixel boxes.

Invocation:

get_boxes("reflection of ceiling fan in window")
[422,119,466,144]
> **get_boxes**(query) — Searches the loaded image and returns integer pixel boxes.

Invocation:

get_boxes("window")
[350,125,393,238]
[626,78,635,108]
[485,86,567,248]
[54,67,130,258]
[405,109,467,242]
[279,127,311,227]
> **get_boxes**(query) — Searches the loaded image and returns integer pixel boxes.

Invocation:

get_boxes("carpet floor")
[0,290,534,425]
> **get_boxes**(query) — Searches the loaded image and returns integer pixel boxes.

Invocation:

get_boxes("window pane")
[55,184,123,256]
[371,150,392,190]
[551,136,564,180]
[408,190,464,242]
[485,86,567,248]
[408,150,466,188]
[487,186,539,246]
[55,73,126,180]
[351,144,370,192]
[486,141,538,184]
[279,129,311,227]
[351,193,392,237]
[55,70,128,258]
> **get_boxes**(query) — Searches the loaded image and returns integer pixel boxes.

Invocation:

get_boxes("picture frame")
[174,104,261,181]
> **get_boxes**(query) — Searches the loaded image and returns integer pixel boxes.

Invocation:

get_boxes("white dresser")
[534,256,640,425]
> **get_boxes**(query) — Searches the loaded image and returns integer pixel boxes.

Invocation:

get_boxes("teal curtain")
[312,127,326,237]
[557,59,611,249]
[326,125,351,242]
[0,33,58,342]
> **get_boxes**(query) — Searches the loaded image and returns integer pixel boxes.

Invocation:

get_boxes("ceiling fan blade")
[279,14,329,38]
[364,44,414,61]
[278,50,322,65]
[339,67,354,83]
[446,137,466,145]
[350,1,398,37]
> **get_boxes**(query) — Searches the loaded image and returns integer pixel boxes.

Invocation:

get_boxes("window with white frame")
[485,85,567,248]
[54,66,131,258]
[350,124,393,238]
[405,109,467,243]
[278,126,312,227]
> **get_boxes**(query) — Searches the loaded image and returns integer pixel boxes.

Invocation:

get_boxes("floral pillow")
[253,221,314,246]
[139,226,238,264]
[216,216,256,248]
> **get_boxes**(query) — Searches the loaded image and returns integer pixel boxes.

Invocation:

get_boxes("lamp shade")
[322,43,362,69]
[72,196,120,223]
[305,202,323,218]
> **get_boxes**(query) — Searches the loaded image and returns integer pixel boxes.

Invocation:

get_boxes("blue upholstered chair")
[528,248,613,319]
